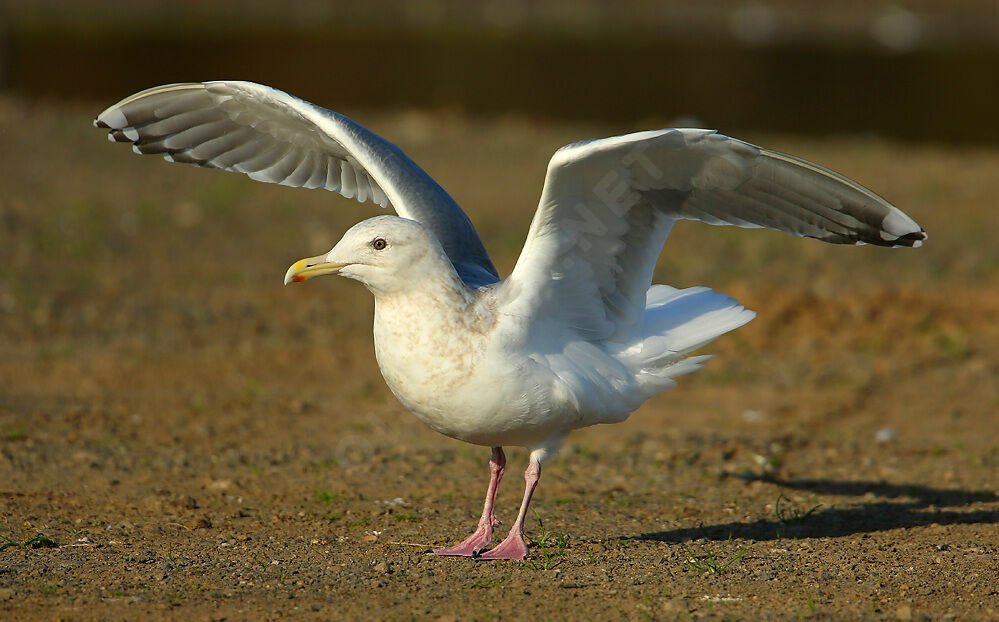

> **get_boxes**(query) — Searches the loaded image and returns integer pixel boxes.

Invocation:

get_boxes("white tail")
[614,285,755,399]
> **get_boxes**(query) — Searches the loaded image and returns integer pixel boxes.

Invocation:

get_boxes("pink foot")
[431,447,506,557]
[431,522,494,557]
[478,451,543,561]
[476,531,529,560]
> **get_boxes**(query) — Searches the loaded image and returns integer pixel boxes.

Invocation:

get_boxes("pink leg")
[432,447,505,557]
[477,454,542,560]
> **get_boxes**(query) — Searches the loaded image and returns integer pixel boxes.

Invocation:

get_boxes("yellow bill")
[284,255,348,285]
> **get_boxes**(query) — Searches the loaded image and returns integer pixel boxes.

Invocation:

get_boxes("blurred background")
[3,0,999,142]
[1,1,996,445]
[2,1,997,445]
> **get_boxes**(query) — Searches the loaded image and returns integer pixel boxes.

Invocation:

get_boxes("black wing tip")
[894,229,928,247]
[861,228,927,248]
[820,227,927,248]
[94,118,109,129]
[108,129,130,143]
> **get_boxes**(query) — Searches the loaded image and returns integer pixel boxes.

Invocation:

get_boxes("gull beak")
[284,254,349,285]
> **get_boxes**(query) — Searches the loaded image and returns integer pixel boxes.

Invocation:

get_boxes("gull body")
[96,81,926,560]
[296,216,617,452]
[336,217,548,449]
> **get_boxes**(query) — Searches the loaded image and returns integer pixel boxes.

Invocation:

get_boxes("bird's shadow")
[623,475,999,544]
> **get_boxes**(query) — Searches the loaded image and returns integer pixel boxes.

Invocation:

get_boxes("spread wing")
[500,128,926,341]
[95,81,498,286]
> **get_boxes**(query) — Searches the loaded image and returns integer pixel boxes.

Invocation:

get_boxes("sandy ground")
[1,96,997,620]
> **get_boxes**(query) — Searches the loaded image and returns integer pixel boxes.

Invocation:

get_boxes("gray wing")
[500,128,926,341]
[95,81,498,286]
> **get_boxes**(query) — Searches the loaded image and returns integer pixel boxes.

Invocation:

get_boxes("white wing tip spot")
[97,108,128,130]
[880,209,920,241]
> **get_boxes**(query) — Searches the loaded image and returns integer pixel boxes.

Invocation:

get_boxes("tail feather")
[616,284,755,397]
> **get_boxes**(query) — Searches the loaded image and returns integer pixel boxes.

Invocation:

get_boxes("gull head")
[284,215,445,295]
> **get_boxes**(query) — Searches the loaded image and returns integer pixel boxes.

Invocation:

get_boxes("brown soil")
[1,97,997,620]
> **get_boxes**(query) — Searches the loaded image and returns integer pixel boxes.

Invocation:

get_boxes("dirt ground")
[1,96,997,620]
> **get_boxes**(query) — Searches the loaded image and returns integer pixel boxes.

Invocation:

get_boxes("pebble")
[186,517,212,530]
[875,428,897,443]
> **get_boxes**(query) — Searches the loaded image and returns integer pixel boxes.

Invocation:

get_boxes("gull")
[95,81,925,560]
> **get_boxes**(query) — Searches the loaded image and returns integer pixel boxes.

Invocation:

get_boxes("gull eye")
[372,237,387,251]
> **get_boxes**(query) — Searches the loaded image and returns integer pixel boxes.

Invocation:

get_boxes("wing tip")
[95,107,128,131]
[851,227,926,248]
[879,208,927,246]
[892,229,928,248]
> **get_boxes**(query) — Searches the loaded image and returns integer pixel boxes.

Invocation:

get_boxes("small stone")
[875,428,897,443]
[186,516,212,530]
[373,560,392,574]
[363,534,378,543]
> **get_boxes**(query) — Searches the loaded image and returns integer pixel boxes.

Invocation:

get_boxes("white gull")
[95,81,926,559]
